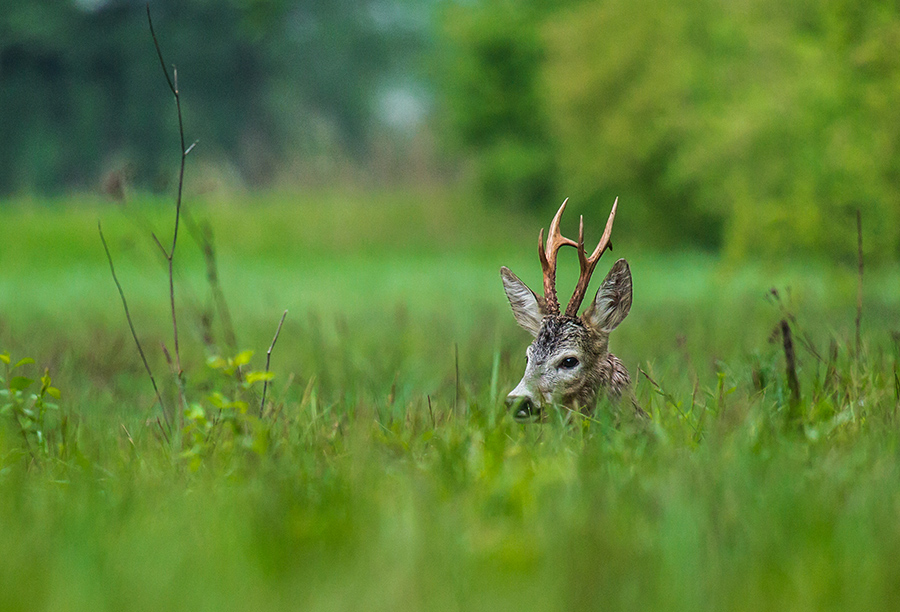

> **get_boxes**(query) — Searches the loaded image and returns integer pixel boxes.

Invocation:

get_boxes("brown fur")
[535,316,631,413]
[503,259,639,420]
[501,197,637,421]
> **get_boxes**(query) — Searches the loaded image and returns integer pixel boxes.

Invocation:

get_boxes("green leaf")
[185,404,206,421]
[0,352,9,364]
[244,371,275,385]
[46,387,61,399]
[233,350,254,367]
[8,376,34,392]
[207,392,228,409]
[206,356,228,370]
[13,357,34,369]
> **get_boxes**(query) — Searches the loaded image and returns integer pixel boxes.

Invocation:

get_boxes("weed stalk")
[781,319,802,423]
[260,310,288,416]
[98,222,171,437]
[148,4,198,426]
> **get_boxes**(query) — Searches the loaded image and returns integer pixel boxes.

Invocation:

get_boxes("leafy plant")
[180,350,275,469]
[98,9,288,467]
[0,352,61,459]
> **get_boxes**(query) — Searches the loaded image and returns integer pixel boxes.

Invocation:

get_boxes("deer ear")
[584,258,632,332]
[500,266,544,337]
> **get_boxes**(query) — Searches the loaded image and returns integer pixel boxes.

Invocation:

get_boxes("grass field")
[1,191,900,611]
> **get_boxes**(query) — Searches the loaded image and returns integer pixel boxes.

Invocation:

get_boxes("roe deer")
[501,198,634,421]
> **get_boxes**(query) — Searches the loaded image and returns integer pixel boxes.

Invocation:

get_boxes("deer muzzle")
[506,372,544,421]
[505,394,537,421]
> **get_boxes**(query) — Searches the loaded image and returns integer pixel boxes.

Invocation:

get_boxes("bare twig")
[147,5,176,96]
[150,232,167,259]
[156,416,171,446]
[260,310,288,416]
[99,221,170,433]
[147,4,197,421]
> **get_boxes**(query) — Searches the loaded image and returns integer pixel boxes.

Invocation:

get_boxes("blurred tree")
[542,0,722,248]
[440,0,900,260]
[650,0,900,263]
[0,0,429,195]
[436,0,557,209]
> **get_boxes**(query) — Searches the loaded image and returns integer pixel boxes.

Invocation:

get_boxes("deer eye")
[559,356,579,369]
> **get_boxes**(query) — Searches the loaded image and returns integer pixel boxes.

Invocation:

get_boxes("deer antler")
[537,197,619,316]
[564,197,618,317]
[538,198,578,315]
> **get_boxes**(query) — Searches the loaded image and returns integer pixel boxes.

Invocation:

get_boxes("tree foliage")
[436,1,557,209]
[441,0,900,260]
[0,0,426,195]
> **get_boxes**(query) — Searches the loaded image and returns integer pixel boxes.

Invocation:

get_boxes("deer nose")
[506,395,535,421]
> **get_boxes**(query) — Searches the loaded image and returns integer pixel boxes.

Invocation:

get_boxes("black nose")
[506,396,534,421]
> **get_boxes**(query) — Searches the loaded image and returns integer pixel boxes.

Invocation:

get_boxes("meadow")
[1,191,900,611]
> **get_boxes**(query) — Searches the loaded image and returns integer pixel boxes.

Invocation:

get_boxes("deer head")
[501,198,633,421]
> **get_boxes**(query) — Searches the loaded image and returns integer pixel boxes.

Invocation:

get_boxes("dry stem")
[99,221,171,435]
[260,310,288,416]
[147,4,198,422]
[781,319,801,421]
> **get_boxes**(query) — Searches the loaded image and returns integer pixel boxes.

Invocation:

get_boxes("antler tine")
[565,197,619,317]
[538,198,578,315]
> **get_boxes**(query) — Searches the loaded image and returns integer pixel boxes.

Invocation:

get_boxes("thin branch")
[167,259,182,378]
[147,4,176,96]
[99,222,170,433]
[151,231,168,258]
[260,310,288,416]
[156,416,171,446]
[148,4,192,418]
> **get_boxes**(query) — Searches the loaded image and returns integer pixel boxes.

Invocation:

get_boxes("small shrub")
[0,351,61,459]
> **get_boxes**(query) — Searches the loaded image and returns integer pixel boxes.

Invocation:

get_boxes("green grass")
[1,191,900,611]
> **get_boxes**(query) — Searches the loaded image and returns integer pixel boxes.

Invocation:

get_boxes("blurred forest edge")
[2,1,900,264]
[0,0,435,192]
